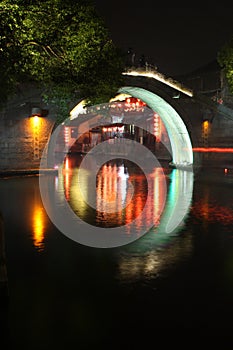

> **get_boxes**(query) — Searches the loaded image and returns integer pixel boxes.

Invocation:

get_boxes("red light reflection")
[95,162,166,230]
[191,201,233,226]
[193,148,233,153]
[63,157,167,232]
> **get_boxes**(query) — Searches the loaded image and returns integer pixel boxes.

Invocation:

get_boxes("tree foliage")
[217,37,233,94]
[0,0,125,121]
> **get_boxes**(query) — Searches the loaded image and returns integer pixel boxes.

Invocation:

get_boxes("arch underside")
[119,86,193,167]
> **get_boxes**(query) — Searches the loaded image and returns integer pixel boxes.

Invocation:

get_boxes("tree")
[0,0,125,122]
[217,37,233,94]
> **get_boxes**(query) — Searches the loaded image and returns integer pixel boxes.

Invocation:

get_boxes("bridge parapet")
[123,67,194,98]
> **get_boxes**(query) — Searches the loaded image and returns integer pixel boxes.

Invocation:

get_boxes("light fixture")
[31,107,42,117]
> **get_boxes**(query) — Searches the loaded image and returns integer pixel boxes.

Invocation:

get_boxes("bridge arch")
[118,85,193,168]
[68,71,199,168]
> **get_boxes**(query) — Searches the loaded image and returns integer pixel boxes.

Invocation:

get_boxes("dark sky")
[93,2,233,77]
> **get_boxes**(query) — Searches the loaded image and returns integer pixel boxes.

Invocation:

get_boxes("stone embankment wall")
[0,84,56,170]
[0,117,55,170]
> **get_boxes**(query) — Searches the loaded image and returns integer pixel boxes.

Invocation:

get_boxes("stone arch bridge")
[0,68,233,171]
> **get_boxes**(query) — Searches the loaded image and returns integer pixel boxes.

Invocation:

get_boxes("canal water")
[1,156,233,348]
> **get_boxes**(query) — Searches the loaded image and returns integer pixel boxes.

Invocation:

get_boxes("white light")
[109,93,132,102]
[122,70,193,97]
[70,99,87,120]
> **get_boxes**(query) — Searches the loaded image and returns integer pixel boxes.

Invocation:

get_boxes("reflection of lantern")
[32,206,45,251]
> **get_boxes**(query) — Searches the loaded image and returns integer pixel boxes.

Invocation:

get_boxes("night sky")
[93,2,233,77]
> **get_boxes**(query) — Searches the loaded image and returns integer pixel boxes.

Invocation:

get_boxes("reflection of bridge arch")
[119,86,193,168]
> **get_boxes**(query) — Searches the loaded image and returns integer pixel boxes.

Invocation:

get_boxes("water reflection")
[118,232,193,282]
[116,168,194,282]
[51,154,194,249]
[32,205,46,251]
[2,165,233,346]
[191,190,233,229]
[60,156,168,232]
[157,169,194,234]
[96,163,132,216]
[189,168,233,232]
[31,184,48,252]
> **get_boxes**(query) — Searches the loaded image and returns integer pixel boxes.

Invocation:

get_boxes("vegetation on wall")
[218,37,233,94]
[0,0,125,122]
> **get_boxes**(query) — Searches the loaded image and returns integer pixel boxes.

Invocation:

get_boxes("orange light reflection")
[63,157,72,200]
[32,206,46,251]
[192,200,233,227]
[95,162,166,231]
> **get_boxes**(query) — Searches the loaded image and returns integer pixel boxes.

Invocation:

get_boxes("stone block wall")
[0,117,55,170]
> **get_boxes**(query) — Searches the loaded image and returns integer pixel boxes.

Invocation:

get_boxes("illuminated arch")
[118,86,193,168]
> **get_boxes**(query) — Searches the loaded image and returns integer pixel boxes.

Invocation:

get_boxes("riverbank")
[0,168,58,178]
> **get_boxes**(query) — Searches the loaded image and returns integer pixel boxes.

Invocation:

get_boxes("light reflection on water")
[48,154,195,274]
[56,156,169,236]
[57,155,194,243]
[54,156,169,237]
[9,163,232,258]
[190,168,233,232]
[65,160,167,230]
[29,181,48,251]
[0,176,49,253]
[191,193,233,228]
[0,156,194,257]
[31,204,46,251]
[2,164,233,346]
[117,232,193,282]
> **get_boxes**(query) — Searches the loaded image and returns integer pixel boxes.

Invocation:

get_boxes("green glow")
[158,169,193,234]
[119,86,193,166]
[122,169,194,253]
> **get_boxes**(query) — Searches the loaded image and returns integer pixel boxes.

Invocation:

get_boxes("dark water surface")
[1,160,233,348]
